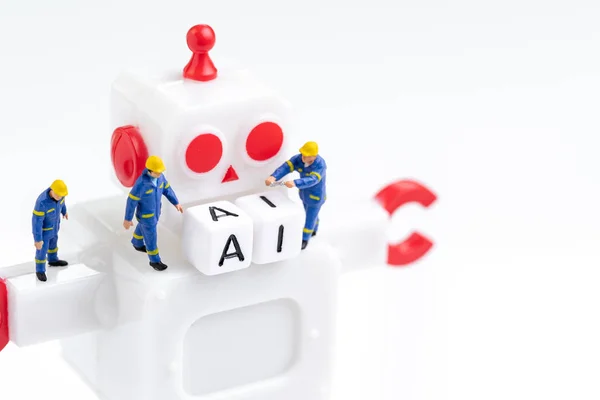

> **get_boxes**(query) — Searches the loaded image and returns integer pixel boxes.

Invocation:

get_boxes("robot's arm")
[319,179,437,273]
[161,180,179,206]
[1,202,114,352]
[124,181,144,221]
[1,264,107,350]
[31,200,46,242]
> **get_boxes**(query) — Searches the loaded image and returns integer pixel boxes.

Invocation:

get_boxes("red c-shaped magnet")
[374,179,437,266]
[0,278,8,352]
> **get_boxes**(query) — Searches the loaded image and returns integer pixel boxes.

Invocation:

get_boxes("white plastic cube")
[182,200,253,275]
[234,190,304,264]
[110,68,293,205]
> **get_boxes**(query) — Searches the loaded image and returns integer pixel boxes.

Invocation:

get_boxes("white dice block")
[182,200,253,275]
[234,190,304,264]
[7,264,106,346]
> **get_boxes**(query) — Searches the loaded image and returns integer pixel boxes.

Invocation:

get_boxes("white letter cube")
[234,190,304,264]
[182,200,253,275]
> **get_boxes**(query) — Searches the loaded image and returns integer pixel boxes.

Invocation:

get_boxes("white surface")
[7,264,105,346]
[234,190,304,264]
[2,0,600,400]
[182,200,254,275]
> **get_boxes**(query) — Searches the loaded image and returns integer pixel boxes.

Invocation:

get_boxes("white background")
[1,0,600,399]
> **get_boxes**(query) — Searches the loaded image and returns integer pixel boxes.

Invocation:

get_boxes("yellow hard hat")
[50,180,68,197]
[299,141,318,157]
[146,155,166,173]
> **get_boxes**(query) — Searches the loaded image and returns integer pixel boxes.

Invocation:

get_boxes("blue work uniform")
[272,154,327,241]
[124,169,179,263]
[32,189,67,273]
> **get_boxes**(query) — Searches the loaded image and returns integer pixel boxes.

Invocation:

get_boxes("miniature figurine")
[123,155,183,271]
[266,141,326,249]
[32,180,69,282]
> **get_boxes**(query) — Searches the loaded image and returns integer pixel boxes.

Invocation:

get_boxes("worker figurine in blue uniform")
[266,141,326,250]
[32,180,70,282]
[123,155,183,271]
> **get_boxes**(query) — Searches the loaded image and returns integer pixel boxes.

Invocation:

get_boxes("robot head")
[110,24,292,205]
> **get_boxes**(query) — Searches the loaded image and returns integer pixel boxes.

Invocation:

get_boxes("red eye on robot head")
[245,122,284,162]
[185,133,223,175]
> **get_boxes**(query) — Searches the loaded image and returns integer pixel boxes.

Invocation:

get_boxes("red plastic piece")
[222,165,239,183]
[185,133,223,173]
[0,278,9,352]
[111,125,149,188]
[183,24,217,82]
[374,179,437,266]
[246,122,284,161]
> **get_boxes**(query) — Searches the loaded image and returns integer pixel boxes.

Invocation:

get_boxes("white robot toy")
[0,24,437,400]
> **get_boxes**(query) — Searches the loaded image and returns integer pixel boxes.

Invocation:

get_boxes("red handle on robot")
[374,179,437,266]
[0,278,9,352]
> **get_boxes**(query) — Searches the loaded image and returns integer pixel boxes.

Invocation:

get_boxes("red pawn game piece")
[183,24,218,82]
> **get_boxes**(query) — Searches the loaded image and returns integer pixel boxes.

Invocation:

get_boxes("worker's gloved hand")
[175,204,184,213]
[284,181,295,188]
[265,176,276,186]
[34,241,43,250]
[123,220,133,230]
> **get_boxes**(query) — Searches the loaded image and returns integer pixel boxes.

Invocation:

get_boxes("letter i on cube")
[235,190,305,264]
[182,200,253,275]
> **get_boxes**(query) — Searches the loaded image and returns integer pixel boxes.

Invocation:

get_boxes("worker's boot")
[134,245,147,253]
[48,260,68,267]
[301,240,309,250]
[36,272,47,282]
[150,261,168,271]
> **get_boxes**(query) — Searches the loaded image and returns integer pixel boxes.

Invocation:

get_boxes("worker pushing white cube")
[0,23,438,400]
[182,200,253,275]
[234,190,304,264]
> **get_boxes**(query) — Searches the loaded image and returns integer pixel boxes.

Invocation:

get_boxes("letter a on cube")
[234,190,304,264]
[182,201,253,275]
